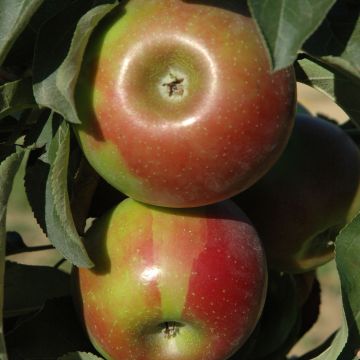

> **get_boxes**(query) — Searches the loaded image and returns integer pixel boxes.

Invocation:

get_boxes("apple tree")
[0,0,359,359]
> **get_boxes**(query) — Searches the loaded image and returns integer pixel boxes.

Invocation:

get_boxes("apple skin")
[74,0,296,208]
[234,114,360,273]
[73,198,267,360]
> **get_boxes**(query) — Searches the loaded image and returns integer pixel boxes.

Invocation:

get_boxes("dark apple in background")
[234,114,360,273]
[73,198,267,360]
[74,0,296,208]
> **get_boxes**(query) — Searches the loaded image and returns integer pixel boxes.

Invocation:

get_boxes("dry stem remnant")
[162,321,180,338]
[162,74,184,97]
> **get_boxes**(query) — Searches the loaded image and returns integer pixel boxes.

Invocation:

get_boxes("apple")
[73,198,267,360]
[234,114,360,272]
[74,0,296,208]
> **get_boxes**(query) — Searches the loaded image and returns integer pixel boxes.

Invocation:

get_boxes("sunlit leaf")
[34,1,118,123]
[0,147,26,359]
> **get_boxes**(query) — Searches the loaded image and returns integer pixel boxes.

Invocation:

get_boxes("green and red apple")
[73,198,267,360]
[74,0,296,208]
[234,114,360,272]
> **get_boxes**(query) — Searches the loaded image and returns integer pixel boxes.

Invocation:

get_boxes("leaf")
[6,233,54,256]
[24,152,51,236]
[25,114,93,267]
[4,261,70,318]
[334,213,360,359]
[5,231,27,256]
[0,0,44,65]
[3,0,75,71]
[46,120,93,267]
[6,297,95,359]
[0,78,36,119]
[59,352,104,360]
[247,0,336,71]
[295,55,360,127]
[304,0,360,79]
[23,109,53,148]
[33,1,118,124]
[307,213,360,360]
[0,147,26,359]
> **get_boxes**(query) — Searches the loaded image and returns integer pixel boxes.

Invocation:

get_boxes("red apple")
[234,114,360,272]
[74,0,296,208]
[73,198,267,360]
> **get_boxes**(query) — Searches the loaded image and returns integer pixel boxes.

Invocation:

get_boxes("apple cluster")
[72,1,360,360]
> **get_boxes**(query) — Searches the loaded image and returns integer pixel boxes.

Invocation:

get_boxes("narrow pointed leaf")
[24,112,92,266]
[0,147,26,359]
[45,121,93,267]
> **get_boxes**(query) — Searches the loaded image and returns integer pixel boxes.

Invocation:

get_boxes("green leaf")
[0,78,36,119]
[3,0,75,71]
[334,213,360,359]
[46,120,93,267]
[23,109,53,148]
[6,297,94,359]
[25,114,93,267]
[4,261,70,318]
[295,56,360,127]
[0,147,26,359]
[247,0,336,71]
[24,152,51,236]
[33,1,118,124]
[59,352,104,360]
[304,0,360,79]
[308,213,360,360]
[0,0,43,65]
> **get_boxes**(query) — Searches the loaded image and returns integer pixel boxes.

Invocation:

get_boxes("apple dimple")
[116,34,216,127]
[160,71,186,100]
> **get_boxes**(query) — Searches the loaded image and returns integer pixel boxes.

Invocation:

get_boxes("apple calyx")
[160,71,187,100]
[161,321,181,338]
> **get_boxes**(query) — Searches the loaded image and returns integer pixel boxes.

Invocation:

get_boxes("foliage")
[0,0,359,359]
